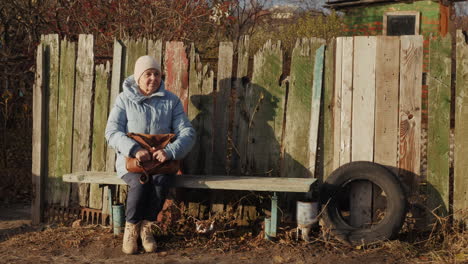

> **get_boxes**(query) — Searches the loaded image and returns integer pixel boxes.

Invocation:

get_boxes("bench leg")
[265,192,278,240]
[271,192,278,237]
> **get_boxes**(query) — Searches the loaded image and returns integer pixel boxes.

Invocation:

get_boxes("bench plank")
[63,172,317,193]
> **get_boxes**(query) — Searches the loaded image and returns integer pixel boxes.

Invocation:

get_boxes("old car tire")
[320,161,407,245]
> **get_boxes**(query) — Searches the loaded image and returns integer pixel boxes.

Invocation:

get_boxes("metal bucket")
[296,201,318,227]
[296,201,318,242]
[112,205,125,235]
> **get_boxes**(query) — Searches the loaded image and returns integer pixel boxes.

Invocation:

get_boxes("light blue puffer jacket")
[105,75,196,178]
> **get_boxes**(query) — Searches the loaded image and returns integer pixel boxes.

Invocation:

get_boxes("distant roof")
[325,0,464,9]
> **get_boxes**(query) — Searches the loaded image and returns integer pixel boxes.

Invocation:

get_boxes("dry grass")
[379,210,468,263]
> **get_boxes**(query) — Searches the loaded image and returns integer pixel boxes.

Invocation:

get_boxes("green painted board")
[309,45,325,177]
[455,30,468,222]
[89,62,111,209]
[55,38,76,207]
[213,42,233,174]
[428,34,451,217]
[248,40,284,177]
[322,39,335,180]
[233,36,250,175]
[106,39,124,173]
[42,34,60,206]
[185,44,203,174]
[72,34,94,207]
[282,38,321,178]
[124,38,148,78]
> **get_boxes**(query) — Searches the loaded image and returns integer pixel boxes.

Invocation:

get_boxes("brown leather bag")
[126,133,180,183]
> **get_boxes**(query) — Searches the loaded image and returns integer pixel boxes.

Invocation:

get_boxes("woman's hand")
[135,149,151,162]
[153,149,169,163]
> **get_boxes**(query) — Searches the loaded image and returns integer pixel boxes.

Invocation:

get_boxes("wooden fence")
[32,32,467,225]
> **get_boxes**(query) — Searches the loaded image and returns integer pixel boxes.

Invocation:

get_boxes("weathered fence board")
[233,36,250,175]
[283,38,321,178]
[339,37,353,167]
[322,39,335,180]
[165,42,189,111]
[374,36,399,170]
[248,40,284,176]
[332,37,343,171]
[124,38,147,78]
[106,39,124,173]
[42,34,60,205]
[399,35,423,191]
[32,43,45,224]
[186,45,203,174]
[455,30,468,222]
[428,34,451,216]
[55,39,76,207]
[309,45,325,175]
[350,36,376,227]
[72,34,94,207]
[213,42,233,175]
[148,39,163,70]
[89,62,111,209]
[200,66,215,174]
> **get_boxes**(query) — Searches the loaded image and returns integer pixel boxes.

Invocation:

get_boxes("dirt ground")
[0,203,433,264]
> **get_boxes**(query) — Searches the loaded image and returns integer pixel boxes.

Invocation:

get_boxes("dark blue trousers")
[122,173,170,224]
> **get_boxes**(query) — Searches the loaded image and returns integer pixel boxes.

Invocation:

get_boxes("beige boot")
[140,220,157,253]
[122,221,140,254]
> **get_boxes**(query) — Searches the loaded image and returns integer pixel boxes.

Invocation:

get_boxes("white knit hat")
[134,55,161,83]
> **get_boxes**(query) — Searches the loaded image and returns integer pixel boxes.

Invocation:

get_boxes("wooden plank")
[72,34,94,207]
[185,44,203,174]
[282,38,322,178]
[340,37,353,166]
[248,40,284,176]
[455,30,468,222]
[232,36,250,175]
[213,42,233,174]
[89,62,111,209]
[148,39,163,70]
[106,39,124,173]
[399,35,423,193]
[32,43,46,224]
[332,38,343,171]
[309,45,325,176]
[200,66,215,175]
[55,38,76,207]
[350,36,376,227]
[42,34,60,206]
[427,34,451,216]
[373,36,400,223]
[164,41,189,111]
[374,36,399,170]
[63,172,317,193]
[124,38,148,78]
[322,39,336,180]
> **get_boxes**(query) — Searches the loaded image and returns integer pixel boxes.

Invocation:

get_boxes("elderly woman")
[105,55,195,254]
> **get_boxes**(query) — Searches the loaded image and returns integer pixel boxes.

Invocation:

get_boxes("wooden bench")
[63,172,317,238]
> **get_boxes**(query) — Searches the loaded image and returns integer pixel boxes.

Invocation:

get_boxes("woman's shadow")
[183,76,313,219]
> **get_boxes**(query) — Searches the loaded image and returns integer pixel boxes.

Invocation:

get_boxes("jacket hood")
[122,75,166,103]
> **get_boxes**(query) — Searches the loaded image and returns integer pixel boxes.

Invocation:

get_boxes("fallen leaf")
[158,251,168,257]
[72,220,82,228]
[455,253,467,261]
[273,255,284,263]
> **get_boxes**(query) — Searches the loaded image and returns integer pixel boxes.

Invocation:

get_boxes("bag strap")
[127,133,174,153]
